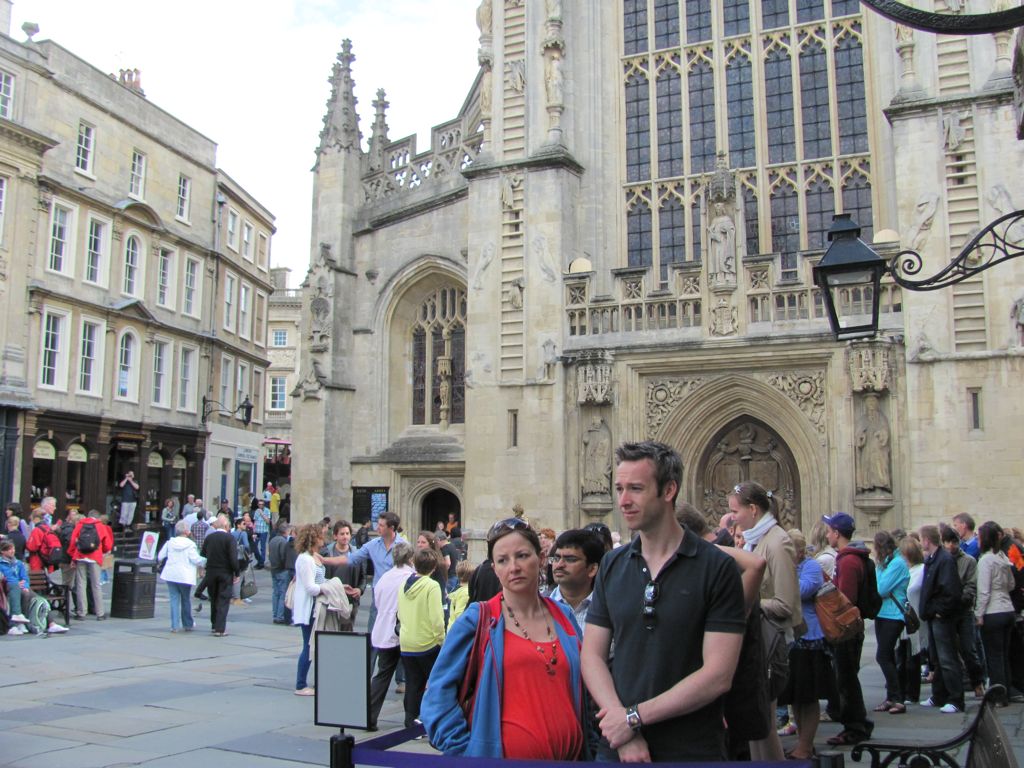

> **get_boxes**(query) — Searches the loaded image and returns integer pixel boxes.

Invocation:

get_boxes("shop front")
[20,410,204,522]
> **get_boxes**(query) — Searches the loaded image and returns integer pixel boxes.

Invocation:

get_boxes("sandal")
[872,700,893,712]
[827,730,869,747]
[785,748,817,760]
[888,703,907,714]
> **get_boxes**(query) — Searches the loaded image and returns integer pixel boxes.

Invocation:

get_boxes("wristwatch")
[625,704,643,733]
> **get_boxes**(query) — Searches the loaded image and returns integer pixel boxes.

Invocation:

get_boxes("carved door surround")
[697,417,801,530]
[646,369,828,531]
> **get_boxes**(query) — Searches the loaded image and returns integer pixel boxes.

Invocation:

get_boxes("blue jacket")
[421,595,585,758]
[0,555,29,587]
[797,557,825,641]
[876,553,910,622]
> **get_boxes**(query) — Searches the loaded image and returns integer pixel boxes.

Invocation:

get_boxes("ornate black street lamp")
[814,212,1024,340]
[202,395,254,426]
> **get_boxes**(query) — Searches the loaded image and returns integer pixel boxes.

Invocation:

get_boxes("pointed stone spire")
[367,88,390,172]
[317,39,361,158]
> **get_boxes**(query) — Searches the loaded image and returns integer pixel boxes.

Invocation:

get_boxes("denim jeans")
[953,609,985,688]
[930,618,965,708]
[5,578,23,614]
[402,647,440,727]
[167,581,194,631]
[256,531,270,567]
[297,619,314,689]
[272,570,292,621]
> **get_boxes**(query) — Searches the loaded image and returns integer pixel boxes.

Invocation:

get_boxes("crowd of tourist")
[4,444,1023,764]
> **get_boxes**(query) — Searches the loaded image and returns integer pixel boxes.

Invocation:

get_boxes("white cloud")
[11,0,480,286]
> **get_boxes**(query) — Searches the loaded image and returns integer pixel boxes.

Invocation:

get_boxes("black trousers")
[402,647,440,727]
[206,571,233,633]
[832,632,872,737]
[874,617,905,703]
[369,646,401,727]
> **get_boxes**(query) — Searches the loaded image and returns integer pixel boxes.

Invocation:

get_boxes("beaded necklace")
[503,596,558,676]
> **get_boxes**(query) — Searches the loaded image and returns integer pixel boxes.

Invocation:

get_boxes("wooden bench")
[851,685,1019,768]
[28,569,71,627]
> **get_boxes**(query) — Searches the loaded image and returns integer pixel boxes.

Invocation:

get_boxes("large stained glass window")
[411,287,466,426]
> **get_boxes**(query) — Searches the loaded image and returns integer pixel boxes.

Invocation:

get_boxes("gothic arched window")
[411,286,466,427]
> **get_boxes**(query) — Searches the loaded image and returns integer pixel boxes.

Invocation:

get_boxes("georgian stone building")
[292,1,1024,542]
[0,12,273,520]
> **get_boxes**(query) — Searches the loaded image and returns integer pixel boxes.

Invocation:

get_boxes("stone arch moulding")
[653,373,829,524]
[402,477,465,525]
[370,255,468,445]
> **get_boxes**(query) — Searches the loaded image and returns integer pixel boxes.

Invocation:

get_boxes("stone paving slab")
[0,702,99,721]
[214,731,329,765]
[6,742,165,768]
[1,731,95,763]
[56,680,222,710]
[132,747,317,768]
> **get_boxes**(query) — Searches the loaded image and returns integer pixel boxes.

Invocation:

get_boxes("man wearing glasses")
[548,528,605,635]
[582,441,747,762]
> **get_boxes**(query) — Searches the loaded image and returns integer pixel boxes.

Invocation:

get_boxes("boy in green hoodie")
[398,548,446,726]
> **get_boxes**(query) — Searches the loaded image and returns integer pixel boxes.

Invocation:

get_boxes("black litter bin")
[111,559,158,619]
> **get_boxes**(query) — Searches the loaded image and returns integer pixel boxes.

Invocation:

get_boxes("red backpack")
[36,525,65,568]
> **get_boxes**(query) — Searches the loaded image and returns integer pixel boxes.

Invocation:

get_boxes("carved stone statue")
[545,54,564,106]
[987,183,1024,245]
[309,282,331,347]
[856,394,892,494]
[708,203,737,285]
[709,298,738,336]
[943,112,967,152]
[582,417,612,497]
[906,193,940,251]
[507,59,526,93]
[480,68,493,117]
[472,242,496,291]
[1011,292,1024,347]
[506,277,524,308]
[476,0,492,38]
[539,338,558,381]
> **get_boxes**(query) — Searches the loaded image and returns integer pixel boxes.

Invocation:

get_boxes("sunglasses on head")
[487,517,531,541]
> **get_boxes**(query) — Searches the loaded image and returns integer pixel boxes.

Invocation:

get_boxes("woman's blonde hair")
[294,523,323,554]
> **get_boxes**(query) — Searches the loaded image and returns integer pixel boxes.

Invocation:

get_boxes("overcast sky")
[12,0,481,287]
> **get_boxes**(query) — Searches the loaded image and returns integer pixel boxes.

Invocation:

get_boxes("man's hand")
[597,704,635,750]
[617,732,652,763]
[343,585,360,598]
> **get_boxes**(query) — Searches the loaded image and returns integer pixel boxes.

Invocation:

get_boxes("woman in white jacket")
[293,524,326,696]
[158,520,206,633]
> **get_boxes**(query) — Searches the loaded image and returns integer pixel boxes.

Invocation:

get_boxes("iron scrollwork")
[860,0,1024,35]
[889,210,1024,291]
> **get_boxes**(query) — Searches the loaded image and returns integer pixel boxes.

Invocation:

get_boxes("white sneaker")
[939,704,962,714]
[10,613,29,624]
[47,623,69,634]
[920,697,936,707]
[7,625,27,635]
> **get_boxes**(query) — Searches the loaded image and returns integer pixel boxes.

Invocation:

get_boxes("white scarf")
[743,513,777,552]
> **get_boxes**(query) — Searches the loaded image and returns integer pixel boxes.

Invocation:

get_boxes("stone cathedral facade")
[290,1,1024,544]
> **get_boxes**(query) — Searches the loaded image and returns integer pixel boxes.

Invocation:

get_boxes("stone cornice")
[0,118,59,156]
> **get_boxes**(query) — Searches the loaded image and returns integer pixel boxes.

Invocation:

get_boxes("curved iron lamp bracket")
[889,210,1024,291]
[861,0,1024,35]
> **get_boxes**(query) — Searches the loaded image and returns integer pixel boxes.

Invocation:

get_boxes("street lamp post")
[814,212,1024,341]
[201,395,254,426]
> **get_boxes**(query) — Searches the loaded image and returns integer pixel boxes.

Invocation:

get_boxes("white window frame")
[38,307,70,391]
[242,221,254,262]
[254,291,267,348]
[75,121,96,176]
[269,375,287,411]
[129,149,147,199]
[223,272,237,332]
[251,368,264,424]
[83,214,111,288]
[239,282,252,340]
[182,255,201,318]
[76,316,105,397]
[272,329,288,347]
[47,199,77,277]
[236,361,249,419]
[152,338,171,408]
[0,176,7,247]
[227,208,239,251]
[176,174,191,222]
[157,248,176,309]
[122,233,144,298]
[220,354,234,411]
[0,70,14,120]
[178,344,198,413]
[257,232,269,271]
[115,328,140,402]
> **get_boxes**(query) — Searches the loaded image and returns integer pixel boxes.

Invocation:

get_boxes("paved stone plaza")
[3,569,1024,766]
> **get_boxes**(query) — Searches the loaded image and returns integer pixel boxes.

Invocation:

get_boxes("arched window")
[123,235,141,296]
[116,330,139,401]
[411,287,466,427]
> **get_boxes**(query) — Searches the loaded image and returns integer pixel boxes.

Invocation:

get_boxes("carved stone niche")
[580,412,612,501]
[849,341,891,393]
[574,350,613,405]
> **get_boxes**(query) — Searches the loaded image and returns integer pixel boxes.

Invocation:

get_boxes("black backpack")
[56,522,75,564]
[76,521,100,554]
[858,557,883,620]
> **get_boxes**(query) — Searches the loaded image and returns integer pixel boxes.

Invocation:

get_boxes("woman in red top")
[422,519,587,759]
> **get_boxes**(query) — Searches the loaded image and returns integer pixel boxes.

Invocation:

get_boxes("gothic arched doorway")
[421,488,461,534]
[696,417,801,531]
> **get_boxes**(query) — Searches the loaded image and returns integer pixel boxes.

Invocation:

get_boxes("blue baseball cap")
[822,512,856,537]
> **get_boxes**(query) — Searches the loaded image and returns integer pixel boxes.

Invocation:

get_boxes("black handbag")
[899,600,921,634]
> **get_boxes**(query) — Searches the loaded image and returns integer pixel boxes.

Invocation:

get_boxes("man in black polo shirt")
[583,441,746,762]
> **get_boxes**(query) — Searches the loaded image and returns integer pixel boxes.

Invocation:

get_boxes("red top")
[500,630,582,760]
[68,517,114,565]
